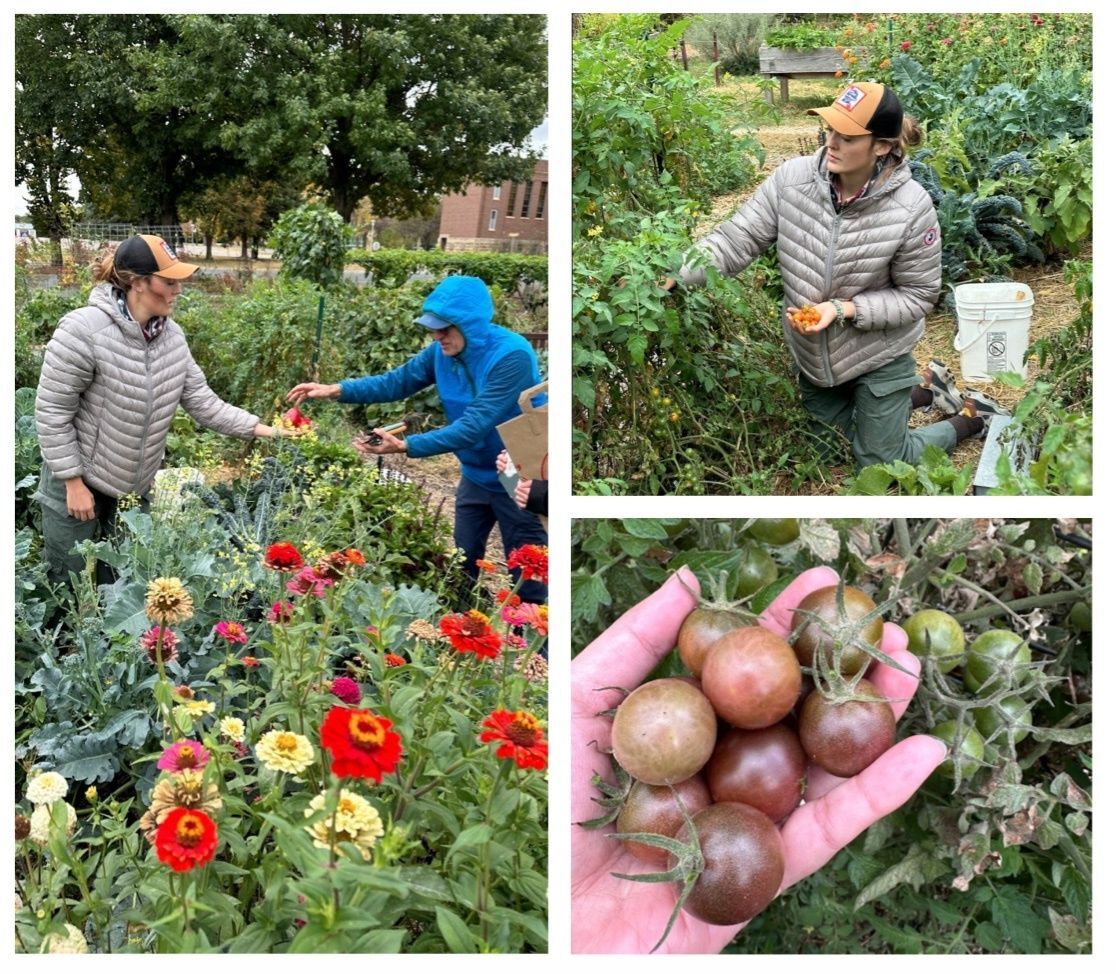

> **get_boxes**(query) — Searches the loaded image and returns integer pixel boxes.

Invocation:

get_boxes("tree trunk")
[205,234,214,260]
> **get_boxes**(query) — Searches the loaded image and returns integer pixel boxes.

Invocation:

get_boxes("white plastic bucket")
[953,282,1034,380]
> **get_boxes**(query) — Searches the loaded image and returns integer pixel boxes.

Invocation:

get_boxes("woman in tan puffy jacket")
[34,234,287,585]
[676,82,1006,470]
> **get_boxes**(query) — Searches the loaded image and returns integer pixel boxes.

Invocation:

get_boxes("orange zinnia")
[480,710,548,771]
[154,807,218,872]
[320,706,403,781]
[439,610,502,659]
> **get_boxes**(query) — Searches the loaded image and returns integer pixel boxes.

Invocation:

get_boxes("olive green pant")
[35,464,148,588]
[798,354,958,469]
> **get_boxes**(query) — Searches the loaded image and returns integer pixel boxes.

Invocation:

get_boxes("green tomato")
[1068,601,1092,633]
[931,721,986,778]
[974,696,1033,745]
[746,518,800,546]
[963,630,1031,696]
[902,609,966,674]
[733,543,778,600]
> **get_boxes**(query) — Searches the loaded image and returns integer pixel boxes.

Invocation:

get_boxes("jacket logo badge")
[837,86,866,111]
[923,228,939,247]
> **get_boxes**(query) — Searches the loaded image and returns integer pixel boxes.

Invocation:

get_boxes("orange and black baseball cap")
[113,234,199,279]
[808,82,903,138]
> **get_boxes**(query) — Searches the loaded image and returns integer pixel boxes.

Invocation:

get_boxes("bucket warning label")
[987,331,1008,373]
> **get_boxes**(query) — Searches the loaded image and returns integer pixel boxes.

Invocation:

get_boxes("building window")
[492,186,501,200]
[488,209,498,231]
[520,182,534,219]
[506,184,518,217]
[535,181,548,218]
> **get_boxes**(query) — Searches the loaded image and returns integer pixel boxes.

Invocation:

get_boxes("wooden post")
[679,37,689,71]
[712,31,722,86]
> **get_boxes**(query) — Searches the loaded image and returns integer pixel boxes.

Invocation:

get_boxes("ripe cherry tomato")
[677,607,750,677]
[798,680,896,777]
[701,627,802,729]
[793,585,883,676]
[703,723,806,822]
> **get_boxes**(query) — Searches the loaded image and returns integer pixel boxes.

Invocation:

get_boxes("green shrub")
[348,248,546,291]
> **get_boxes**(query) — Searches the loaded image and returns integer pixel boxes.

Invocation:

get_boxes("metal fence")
[71,223,201,245]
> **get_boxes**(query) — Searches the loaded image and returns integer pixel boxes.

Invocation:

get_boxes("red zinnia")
[343,548,365,566]
[439,610,502,659]
[267,601,294,624]
[154,807,218,872]
[479,709,548,771]
[384,653,406,667]
[240,656,261,668]
[475,559,498,574]
[320,706,403,781]
[507,544,548,585]
[214,620,248,645]
[264,542,304,572]
[495,588,522,609]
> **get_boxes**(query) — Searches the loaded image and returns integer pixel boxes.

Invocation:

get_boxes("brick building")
[437,160,547,253]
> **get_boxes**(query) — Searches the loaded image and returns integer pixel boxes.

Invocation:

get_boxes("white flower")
[219,716,246,743]
[29,802,77,844]
[40,922,88,954]
[25,771,68,806]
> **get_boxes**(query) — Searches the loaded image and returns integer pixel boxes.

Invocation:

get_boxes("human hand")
[353,428,406,457]
[571,565,947,954]
[65,478,96,522]
[286,382,341,407]
[496,450,510,474]
[787,302,837,335]
[514,478,531,509]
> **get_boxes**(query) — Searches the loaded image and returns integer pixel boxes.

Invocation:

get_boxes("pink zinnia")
[267,601,295,624]
[504,633,527,650]
[156,740,210,773]
[503,601,549,636]
[140,626,178,664]
[287,566,333,598]
[283,406,313,428]
[330,676,362,705]
[214,620,248,645]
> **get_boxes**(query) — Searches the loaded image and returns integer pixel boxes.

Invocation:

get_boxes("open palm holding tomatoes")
[786,302,837,334]
[572,566,949,954]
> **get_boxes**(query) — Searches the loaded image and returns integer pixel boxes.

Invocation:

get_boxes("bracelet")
[830,300,846,326]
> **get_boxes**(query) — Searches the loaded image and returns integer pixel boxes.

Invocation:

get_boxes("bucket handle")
[953,316,996,354]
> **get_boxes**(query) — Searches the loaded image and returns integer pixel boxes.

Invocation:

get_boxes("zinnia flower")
[282,405,313,429]
[480,710,548,771]
[495,588,522,609]
[320,706,403,781]
[29,802,77,844]
[315,551,353,582]
[156,740,210,773]
[343,548,365,566]
[900,39,912,50]
[174,684,194,699]
[240,656,261,668]
[384,653,406,667]
[287,565,332,597]
[256,729,316,774]
[507,544,548,584]
[503,601,549,636]
[144,577,194,625]
[140,626,179,664]
[138,769,224,842]
[330,676,362,705]
[40,922,88,954]
[476,559,498,573]
[439,610,502,659]
[154,807,218,872]
[25,771,68,806]
[16,816,31,842]
[406,619,443,642]
[504,633,527,650]
[267,601,295,624]
[214,620,248,645]
[176,699,216,721]
[219,717,246,743]
[264,542,304,572]
[303,788,385,860]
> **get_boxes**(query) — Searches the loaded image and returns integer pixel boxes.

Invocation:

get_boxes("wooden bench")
[758,45,846,104]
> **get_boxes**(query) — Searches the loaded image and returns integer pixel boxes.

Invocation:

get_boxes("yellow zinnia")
[304,788,384,860]
[219,717,246,743]
[256,729,315,774]
[145,577,194,625]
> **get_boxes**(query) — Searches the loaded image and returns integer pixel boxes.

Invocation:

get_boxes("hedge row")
[348,248,547,289]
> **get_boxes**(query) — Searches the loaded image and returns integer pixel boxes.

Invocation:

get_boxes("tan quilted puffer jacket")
[680,148,942,387]
[35,282,259,498]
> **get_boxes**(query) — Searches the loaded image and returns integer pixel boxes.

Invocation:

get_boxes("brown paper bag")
[497,381,548,481]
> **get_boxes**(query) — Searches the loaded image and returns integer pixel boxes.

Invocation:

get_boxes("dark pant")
[455,476,548,606]
[37,464,147,588]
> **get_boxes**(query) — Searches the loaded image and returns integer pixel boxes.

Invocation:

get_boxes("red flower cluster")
[140,626,178,665]
[320,706,403,781]
[480,709,548,771]
[508,544,548,584]
[154,808,218,872]
[384,653,406,667]
[282,406,313,428]
[439,610,502,659]
[264,542,304,572]
[495,588,522,609]
[329,676,362,705]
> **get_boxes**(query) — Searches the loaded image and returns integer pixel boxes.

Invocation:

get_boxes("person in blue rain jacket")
[287,275,548,604]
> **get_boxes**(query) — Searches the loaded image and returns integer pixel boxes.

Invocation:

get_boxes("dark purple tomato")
[798,680,896,777]
[677,607,751,677]
[615,775,712,867]
[701,627,801,730]
[793,586,883,676]
[611,678,718,786]
[704,724,807,822]
[672,802,785,926]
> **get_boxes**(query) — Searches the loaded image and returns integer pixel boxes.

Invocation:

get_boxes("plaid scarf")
[115,287,167,342]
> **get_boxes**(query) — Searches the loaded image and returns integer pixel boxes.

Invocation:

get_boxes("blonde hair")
[90,246,146,291]
[876,114,922,163]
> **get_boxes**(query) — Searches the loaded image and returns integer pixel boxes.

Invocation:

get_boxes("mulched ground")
[691,74,1082,494]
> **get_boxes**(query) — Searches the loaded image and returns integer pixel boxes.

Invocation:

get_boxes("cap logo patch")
[836,86,867,112]
[923,228,938,247]
[159,240,178,261]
